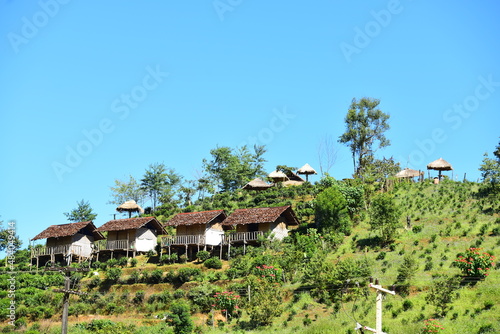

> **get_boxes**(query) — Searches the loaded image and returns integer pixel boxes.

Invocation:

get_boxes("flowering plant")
[455,248,495,279]
[213,291,240,320]
[422,318,444,333]
[253,264,282,283]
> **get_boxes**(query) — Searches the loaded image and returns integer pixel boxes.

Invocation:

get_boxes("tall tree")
[108,175,146,207]
[64,200,97,222]
[369,193,401,245]
[141,163,181,212]
[315,187,351,235]
[338,97,391,177]
[479,139,500,190]
[0,218,22,252]
[202,145,267,192]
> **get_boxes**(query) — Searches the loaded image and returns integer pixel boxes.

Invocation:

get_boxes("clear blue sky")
[1,1,499,249]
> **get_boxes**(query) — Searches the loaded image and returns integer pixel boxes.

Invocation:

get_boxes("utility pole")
[360,278,395,334]
[46,266,89,334]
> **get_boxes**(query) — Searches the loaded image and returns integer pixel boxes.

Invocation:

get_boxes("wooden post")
[61,274,70,334]
[367,279,395,334]
[126,231,130,258]
[46,266,89,334]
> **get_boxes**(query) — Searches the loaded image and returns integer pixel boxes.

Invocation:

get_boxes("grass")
[5,180,500,334]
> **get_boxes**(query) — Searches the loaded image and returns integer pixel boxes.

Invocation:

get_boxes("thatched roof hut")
[116,200,144,218]
[242,178,273,191]
[268,170,289,182]
[32,221,104,241]
[297,163,317,181]
[395,168,421,178]
[427,158,453,178]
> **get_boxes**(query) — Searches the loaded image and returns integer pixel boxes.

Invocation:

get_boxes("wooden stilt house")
[221,205,300,255]
[94,217,165,260]
[161,210,227,259]
[31,221,104,267]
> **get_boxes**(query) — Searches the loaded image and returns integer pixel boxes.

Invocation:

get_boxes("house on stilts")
[221,205,300,255]
[94,216,166,261]
[161,210,227,259]
[30,220,104,267]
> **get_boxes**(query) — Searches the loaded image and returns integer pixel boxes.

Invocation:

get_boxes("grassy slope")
[14,181,500,334]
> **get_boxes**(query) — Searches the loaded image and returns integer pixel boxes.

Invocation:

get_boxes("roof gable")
[166,210,226,226]
[222,206,299,226]
[32,221,104,241]
[96,217,166,234]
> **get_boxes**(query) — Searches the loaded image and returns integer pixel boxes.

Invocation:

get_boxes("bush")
[196,251,211,263]
[177,268,201,283]
[117,257,128,267]
[412,225,423,233]
[204,257,222,269]
[402,299,413,311]
[130,258,138,267]
[166,301,193,334]
[105,268,122,282]
[132,291,145,305]
[148,269,164,284]
[455,248,495,278]
[128,270,141,284]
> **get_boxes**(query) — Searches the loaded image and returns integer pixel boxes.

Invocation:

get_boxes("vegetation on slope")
[1,178,499,334]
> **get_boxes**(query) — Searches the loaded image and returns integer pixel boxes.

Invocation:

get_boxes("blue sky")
[1,1,499,249]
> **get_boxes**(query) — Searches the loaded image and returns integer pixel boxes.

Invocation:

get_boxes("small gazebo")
[116,200,144,218]
[427,158,453,179]
[297,163,317,181]
[242,178,273,191]
[395,168,421,179]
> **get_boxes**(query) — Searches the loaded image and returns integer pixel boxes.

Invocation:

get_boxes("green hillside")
[2,179,499,334]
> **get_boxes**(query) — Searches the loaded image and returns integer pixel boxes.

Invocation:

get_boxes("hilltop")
[1,179,499,334]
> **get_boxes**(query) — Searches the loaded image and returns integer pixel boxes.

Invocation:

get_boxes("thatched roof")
[96,217,166,234]
[395,168,421,178]
[297,163,317,175]
[165,210,227,227]
[427,158,453,171]
[222,206,299,226]
[31,221,104,241]
[242,178,273,190]
[282,180,305,187]
[268,170,289,182]
[116,200,144,214]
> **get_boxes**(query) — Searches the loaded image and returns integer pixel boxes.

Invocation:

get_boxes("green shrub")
[166,301,193,334]
[412,225,423,233]
[117,257,128,267]
[177,268,202,282]
[402,299,413,311]
[128,270,141,284]
[105,267,122,282]
[132,291,145,305]
[196,251,211,263]
[130,258,138,267]
[455,248,494,278]
[148,269,164,284]
[173,289,185,299]
[204,257,222,269]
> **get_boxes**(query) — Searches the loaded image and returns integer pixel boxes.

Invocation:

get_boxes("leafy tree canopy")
[141,163,182,212]
[338,97,391,177]
[108,175,146,207]
[202,145,266,192]
[64,200,97,222]
[0,218,22,252]
[479,139,500,190]
[315,186,351,235]
[369,192,401,245]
